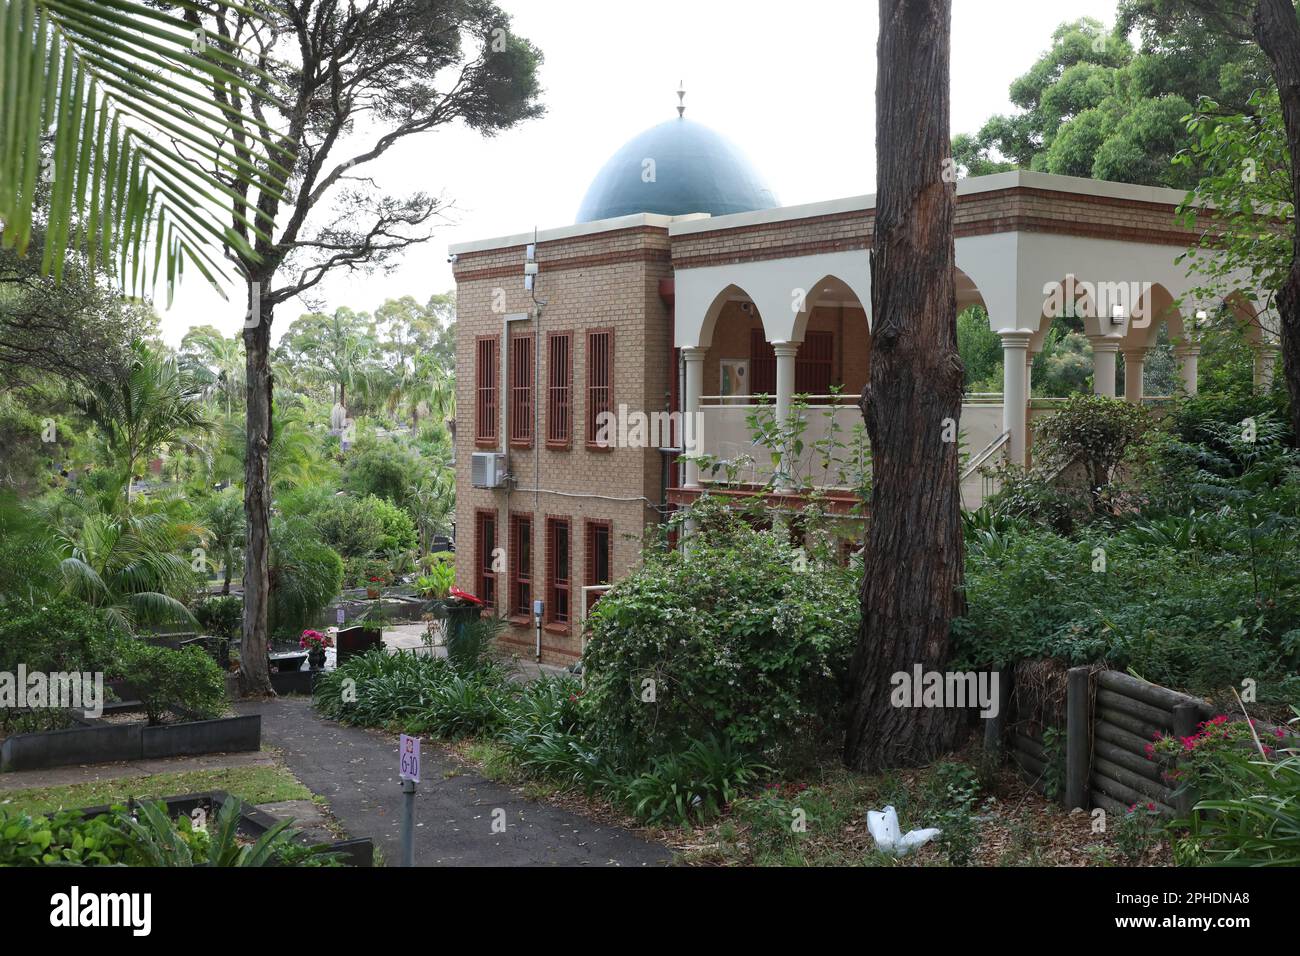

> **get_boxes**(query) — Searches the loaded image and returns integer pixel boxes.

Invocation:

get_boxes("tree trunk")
[1254,0,1300,438]
[221,559,231,597]
[240,280,275,696]
[843,0,965,772]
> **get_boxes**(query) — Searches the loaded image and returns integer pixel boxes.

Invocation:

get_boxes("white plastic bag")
[866,805,941,857]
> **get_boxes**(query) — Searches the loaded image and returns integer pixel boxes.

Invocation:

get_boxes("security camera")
[447,253,458,264]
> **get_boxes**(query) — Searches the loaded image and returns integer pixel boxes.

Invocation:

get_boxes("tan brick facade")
[453,226,673,664]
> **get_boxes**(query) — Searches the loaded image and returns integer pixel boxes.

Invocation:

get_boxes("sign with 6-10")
[400,734,421,783]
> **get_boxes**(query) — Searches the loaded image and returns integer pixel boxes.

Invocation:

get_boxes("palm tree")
[77,339,214,510]
[0,0,288,290]
[56,508,202,632]
[386,352,455,432]
[408,471,455,558]
[181,326,246,418]
[202,487,245,595]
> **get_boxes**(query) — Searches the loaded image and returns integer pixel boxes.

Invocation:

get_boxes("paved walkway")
[235,696,671,867]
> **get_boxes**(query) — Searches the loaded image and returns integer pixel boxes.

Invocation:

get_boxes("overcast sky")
[156,0,1124,345]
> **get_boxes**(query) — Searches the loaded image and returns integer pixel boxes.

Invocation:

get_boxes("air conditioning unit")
[471,452,508,489]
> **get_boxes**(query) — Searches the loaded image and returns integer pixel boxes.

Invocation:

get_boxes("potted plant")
[299,629,333,670]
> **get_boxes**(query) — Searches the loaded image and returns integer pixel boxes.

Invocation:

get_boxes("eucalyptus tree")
[844,0,964,771]
[170,0,543,694]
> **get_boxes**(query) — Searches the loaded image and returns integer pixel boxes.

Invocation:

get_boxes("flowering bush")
[1152,712,1300,865]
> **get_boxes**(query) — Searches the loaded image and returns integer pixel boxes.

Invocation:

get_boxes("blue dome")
[576,117,778,223]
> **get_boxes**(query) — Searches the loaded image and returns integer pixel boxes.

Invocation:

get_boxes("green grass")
[0,764,311,816]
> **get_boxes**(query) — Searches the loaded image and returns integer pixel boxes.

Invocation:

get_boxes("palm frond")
[0,0,290,294]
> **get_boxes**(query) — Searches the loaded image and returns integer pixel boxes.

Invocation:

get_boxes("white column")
[682,346,707,489]
[1253,345,1277,390]
[1025,352,1035,399]
[1174,344,1200,396]
[772,341,800,493]
[999,329,1032,468]
[1089,335,1120,397]
[1122,347,1147,404]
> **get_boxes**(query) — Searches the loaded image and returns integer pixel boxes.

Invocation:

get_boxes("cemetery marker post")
[399,734,421,866]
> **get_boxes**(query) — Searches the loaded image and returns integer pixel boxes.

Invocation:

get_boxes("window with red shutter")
[509,335,533,447]
[545,516,570,626]
[584,520,612,614]
[474,509,497,609]
[546,331,572,448]
[475,336,499,445]
[509,513,532,618]
[586,330,612,447]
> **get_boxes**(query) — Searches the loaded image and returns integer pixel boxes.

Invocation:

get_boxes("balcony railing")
[694,394,1010,508]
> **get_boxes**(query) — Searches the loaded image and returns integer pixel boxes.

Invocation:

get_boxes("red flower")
[449,586,484,606]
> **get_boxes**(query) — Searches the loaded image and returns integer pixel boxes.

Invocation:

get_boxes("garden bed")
[77,789,373,867]
[0,714,261,772]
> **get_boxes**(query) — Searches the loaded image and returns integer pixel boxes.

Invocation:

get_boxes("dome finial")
[676,82,685,118]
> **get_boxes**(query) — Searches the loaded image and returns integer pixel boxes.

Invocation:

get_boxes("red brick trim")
[667,485,865,516]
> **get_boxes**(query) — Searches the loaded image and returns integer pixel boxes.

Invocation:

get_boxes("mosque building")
[450,93,1278,665]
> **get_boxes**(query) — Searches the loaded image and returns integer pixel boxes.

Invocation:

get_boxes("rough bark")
[843,0,965,771]
[1254,0,1300,437]
[239,280,275,697]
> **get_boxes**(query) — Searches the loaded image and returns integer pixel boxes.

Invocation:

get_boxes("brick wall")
[453,227,671,664]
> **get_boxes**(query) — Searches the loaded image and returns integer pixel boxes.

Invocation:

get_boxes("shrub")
[954,517,1300,699]
[0,596,122,675]
[581,499,858,765]
[268,517,345,634]
[315,494,416,558]
[112,642,226,725]
[0,807,130,866]
[611,736,768,827]
[342,437,427,507]
[193,596,242,640]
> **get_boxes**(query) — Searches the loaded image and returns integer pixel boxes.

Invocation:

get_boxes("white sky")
[157,0,1123,345]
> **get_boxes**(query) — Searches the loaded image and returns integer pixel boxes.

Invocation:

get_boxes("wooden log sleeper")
[1096,670,1210,714]
[1093,738,1165,784]
[1095,688,1174,729]
[1091,771,1177,817]
[1097,707,1166,743]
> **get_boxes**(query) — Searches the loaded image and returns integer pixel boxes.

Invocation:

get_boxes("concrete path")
[235,696,671,867]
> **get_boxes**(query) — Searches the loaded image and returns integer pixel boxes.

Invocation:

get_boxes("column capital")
[1088,334,1122,354]
[1173,343,1202,358]
[681,345,708,361]
[997,328,1033,349]
[1121,346,1148,362]
[771,340,801,358]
